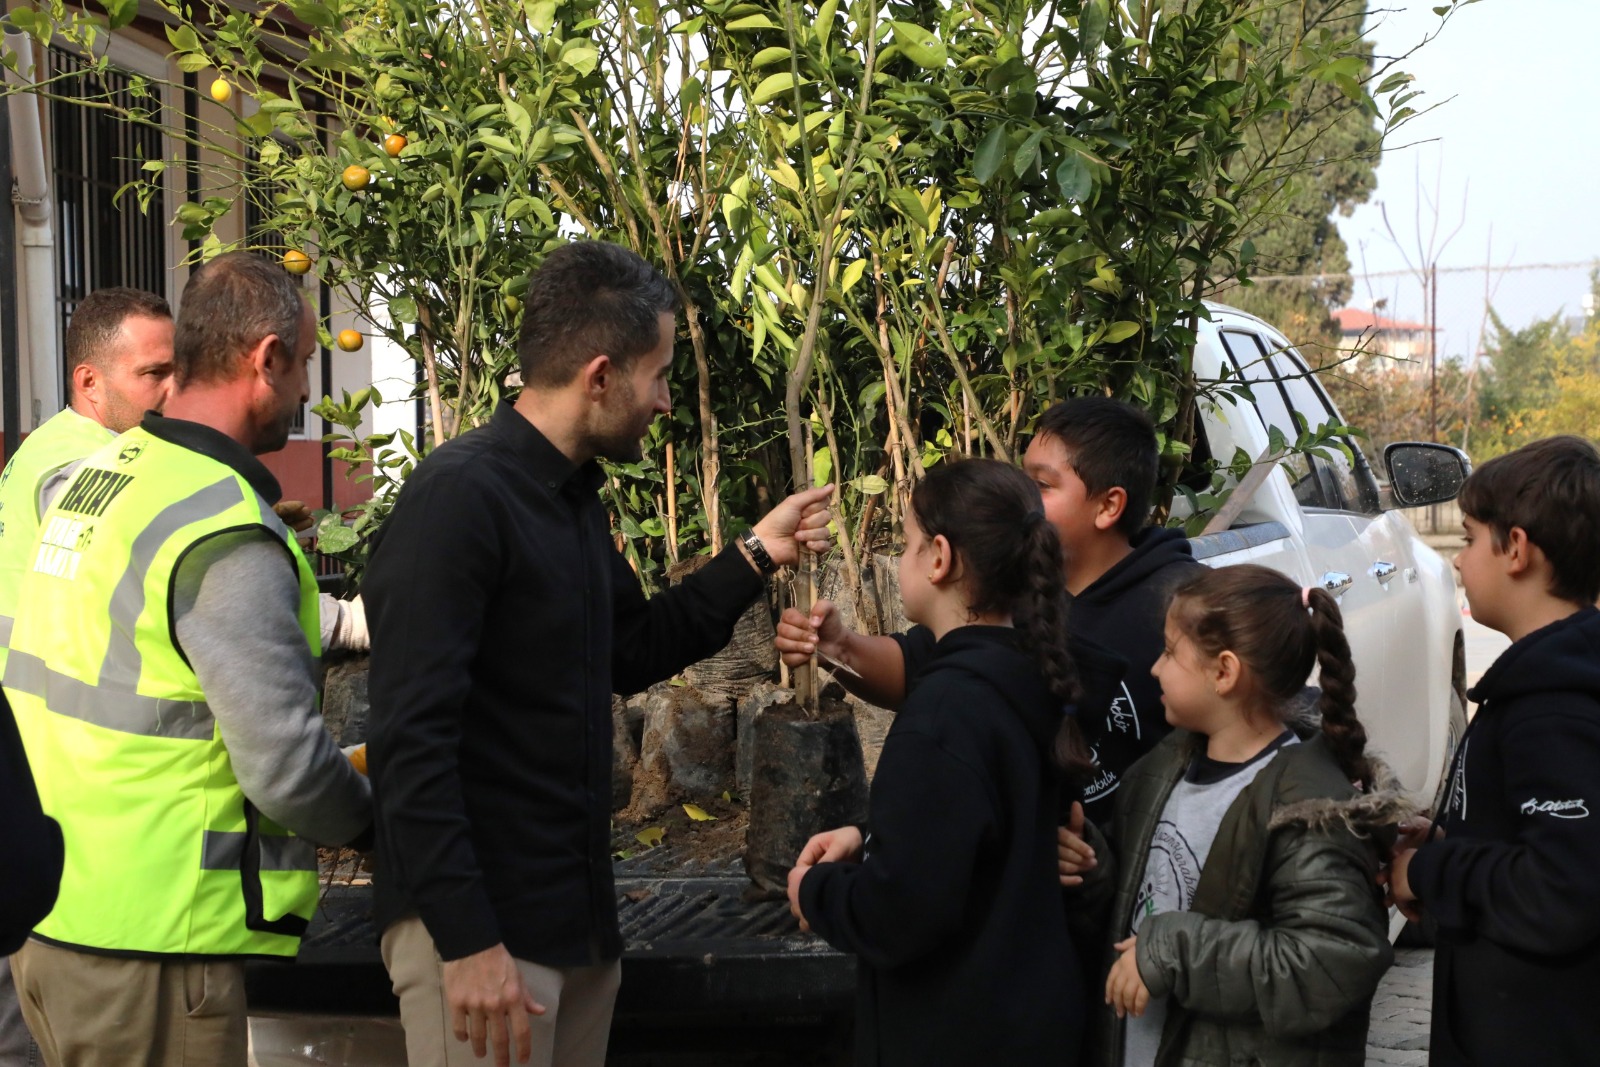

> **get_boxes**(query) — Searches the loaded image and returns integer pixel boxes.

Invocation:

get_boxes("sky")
[1337,0,1600,363]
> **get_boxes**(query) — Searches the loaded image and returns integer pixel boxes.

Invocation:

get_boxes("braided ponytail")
[1305,587,1372,789]
[1012,513,1091,772]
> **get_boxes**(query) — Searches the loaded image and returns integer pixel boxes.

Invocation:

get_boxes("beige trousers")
[9,938,245,1067]
[381,916,621,1067]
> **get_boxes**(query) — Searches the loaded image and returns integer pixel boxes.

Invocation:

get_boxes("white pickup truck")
[1184,302,1468,804]
[248,301,1471,1065]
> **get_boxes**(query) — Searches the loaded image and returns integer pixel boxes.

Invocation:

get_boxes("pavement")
[1366,950,1434,1066]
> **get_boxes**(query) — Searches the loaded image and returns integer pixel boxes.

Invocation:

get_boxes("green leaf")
[887,188,930,229]
[1055,153,1092,202]
[560,41,600,76]
[176,53,211,73]
[1233,18,1263,46]
[525,0,556,34]
[1103,321,1141,344]
[98,0,138,28]
[316,518,360,555]
[840,258,867,295]
[1078,0,1109,55]
[752,46,792,67]
[165,23,200,53]
[1012,129,1042,178]
[890,21,947,69]
[812,446,833,488]
[752,71,802,106]
[389,295,418,324]
[974,124,1008,185]
[726,13,778,29]
[850,474,888,496]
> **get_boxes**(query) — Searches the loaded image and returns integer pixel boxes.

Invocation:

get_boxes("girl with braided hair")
[1063,563,1410,1067]
[785,458,1091,1067]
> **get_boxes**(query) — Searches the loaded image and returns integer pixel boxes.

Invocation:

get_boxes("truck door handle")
[1370,561,1397,586]
[1318,571,1353,596]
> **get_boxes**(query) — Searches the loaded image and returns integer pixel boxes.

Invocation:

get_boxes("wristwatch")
[740,527,779,575]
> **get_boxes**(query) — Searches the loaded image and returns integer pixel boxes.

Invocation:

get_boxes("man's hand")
[1105,936,1150,1019]
[1057,801,1096,887]
[751,484,835,569]
[441,944,547,1067]
[273,499,316,533]
[796,825,864,867]
[775,600,852,669]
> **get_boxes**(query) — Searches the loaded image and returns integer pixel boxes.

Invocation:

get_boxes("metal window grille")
[48,47,167,392]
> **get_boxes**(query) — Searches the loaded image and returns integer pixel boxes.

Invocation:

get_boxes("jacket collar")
[139,412,282,504]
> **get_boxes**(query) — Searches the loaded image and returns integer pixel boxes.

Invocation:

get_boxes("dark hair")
[66,287,172,379]
[173,252,305,386]
[1458,435,1600,604]
[909,459,1090,771]
[1168,564,1371,788]
[1032,397,1159,538]
[515,241,682,387]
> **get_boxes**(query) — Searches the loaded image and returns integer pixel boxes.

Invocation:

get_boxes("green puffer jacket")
[1076,726,1408,1067]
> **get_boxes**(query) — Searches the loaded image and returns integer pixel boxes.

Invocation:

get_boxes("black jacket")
[799,626,1084,1067]
[364,403,764,966]
[1409,606,1600,1067]
[1,690,62,955]
[1064,527,1200,824]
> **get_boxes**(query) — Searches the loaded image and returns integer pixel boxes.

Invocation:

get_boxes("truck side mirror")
[1384,442,1471,508]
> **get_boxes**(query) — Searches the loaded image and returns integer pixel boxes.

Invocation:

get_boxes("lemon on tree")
[209,78,232,104]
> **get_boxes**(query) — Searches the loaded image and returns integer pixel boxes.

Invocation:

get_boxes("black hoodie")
[799,626,1085,1067]
[1408,606,1600,1067]
[1064,526,1200,824]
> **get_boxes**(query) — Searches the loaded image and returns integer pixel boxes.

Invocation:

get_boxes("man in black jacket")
[364,240,831,1067]
[1389,436,1600,1066]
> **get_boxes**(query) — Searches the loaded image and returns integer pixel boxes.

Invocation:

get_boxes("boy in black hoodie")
[1387,435,1600,1067]
[776,397,1199,828]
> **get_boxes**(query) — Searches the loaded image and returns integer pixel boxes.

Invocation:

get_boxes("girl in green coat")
[1063,564,1409,1067]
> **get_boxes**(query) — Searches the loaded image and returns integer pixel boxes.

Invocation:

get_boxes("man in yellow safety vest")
[5,253,371,1066]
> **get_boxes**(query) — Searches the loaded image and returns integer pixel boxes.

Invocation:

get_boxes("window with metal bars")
[48,46,168,396]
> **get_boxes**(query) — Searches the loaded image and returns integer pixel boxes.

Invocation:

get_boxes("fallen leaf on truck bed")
[635,826,666,848]
[683,803,718,822]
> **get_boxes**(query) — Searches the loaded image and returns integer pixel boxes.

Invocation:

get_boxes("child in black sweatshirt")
[1388,435,1600,1066]
[786,460,1089,1067]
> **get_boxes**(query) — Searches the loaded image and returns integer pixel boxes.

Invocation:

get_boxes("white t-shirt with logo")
[1121,732,1298,1067]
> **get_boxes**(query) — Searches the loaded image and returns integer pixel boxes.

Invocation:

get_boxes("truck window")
[1217,330,1339,510]
[1267,346,1383,513]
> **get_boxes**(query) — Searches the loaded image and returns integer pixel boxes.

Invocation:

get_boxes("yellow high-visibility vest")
[5,426,321,957]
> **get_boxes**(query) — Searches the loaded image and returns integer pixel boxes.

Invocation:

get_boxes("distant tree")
[1474,309,1569,456]
[1218,0,1378,359]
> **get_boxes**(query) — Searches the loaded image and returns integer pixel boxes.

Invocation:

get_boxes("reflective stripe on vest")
[6,427,323,958]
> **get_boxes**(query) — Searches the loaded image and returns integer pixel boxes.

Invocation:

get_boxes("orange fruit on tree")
[282,249,313,275]
[336,329,364,352]
[341,165,371,191]
[384,134,407,157]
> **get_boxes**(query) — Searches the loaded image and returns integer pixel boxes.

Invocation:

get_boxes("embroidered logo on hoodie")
[1520,797,1590,819]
